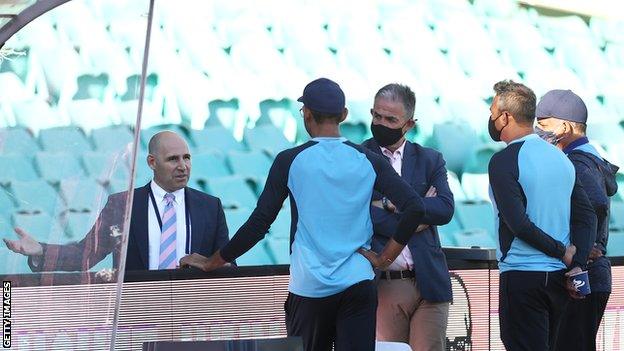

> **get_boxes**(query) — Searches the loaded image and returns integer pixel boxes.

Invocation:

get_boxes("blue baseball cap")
[536,89,587,124]
[297,78,346,115]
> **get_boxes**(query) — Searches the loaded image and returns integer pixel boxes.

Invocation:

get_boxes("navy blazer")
[32,183,229,272]
[362,138,454,302]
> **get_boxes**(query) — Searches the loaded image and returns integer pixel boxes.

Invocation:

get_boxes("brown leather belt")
[378,270,415,280]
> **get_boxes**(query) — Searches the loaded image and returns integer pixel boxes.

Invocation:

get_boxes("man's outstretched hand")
[3,227,43,256]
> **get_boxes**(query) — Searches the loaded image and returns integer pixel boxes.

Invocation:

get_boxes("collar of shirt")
[380,139,407,161]
[509,133,538,145]
[150,180,185,206]
[563,136,589,155]
[311,137,347,142]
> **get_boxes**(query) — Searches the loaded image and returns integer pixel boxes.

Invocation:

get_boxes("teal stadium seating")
[0,154,38,185]
[10,180,61,215]
[1,0,624,272]
[35,152,85,184]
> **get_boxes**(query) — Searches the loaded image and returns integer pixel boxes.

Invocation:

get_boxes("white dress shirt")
[380,141,414,271]
[148,181,189,270]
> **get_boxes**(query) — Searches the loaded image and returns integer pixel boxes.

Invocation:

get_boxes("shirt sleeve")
[569,176,597,268]
[420,153,454,225]
[488,151,566,259]
[571,158,608,252]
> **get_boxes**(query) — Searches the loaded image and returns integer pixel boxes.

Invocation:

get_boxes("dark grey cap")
[536,89,587,123]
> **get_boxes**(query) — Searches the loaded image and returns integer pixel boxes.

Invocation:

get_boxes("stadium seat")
[243,124,293,155]
[91,125,134,152]
[0,213,12,237]
[133,152,153,185]
[340,122,369,144]
[0,127,41,157]
[12,98,64,132]
[453,228,497,249]
[63,211,97,240]
[11,211,66,243]
[66,98,115,132]
[447,171,466,202]
[89,253,114,272]
[35,152,85,184]
[190,126,246,154]
[610,201,624,230]
[455,200,496,239]
[461,173,491,202]
[438,216,462,246]
[10,180,61,215]
[257,99,298,130]
[269,208,291,240]
[207,99,240,130]
[236,239,274,266]
[607,231,624,257]
[227,150,272,183]
[108,178,131,194]
[117,99,177,129]
[191,151,231,181]
[206,176,258,209]
[587,123,624,147]
[0,46,32,84]
[0,188,16,217]
[266,237,290,264]
[82,152,130,184]
[0,247,31,274]
[0,71,33,102]
[39,126,93,155]
[224,208,253,236]
[59,178,108,212]
[462,144,501,174]
[428,122,480,175]
[0,154,39,185]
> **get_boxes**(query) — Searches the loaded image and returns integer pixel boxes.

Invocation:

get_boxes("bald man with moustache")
[4,131,230,272]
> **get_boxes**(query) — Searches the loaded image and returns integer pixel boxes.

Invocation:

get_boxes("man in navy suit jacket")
[363,84,454,351]
[4,131,229,272]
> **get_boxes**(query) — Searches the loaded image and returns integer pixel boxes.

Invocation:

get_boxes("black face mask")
[371,122,407,147]
[488,115,503,142]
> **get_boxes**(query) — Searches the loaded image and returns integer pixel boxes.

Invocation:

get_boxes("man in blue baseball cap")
[535,89,620,351]
[181,77,427,351]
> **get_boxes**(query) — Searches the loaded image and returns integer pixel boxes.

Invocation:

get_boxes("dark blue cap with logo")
[536,89,587,123]
[297,78,346,115]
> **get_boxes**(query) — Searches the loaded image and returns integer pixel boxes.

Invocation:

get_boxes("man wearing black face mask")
[535,90,619,351]
[362,83,454,350]
[487,80,597,350]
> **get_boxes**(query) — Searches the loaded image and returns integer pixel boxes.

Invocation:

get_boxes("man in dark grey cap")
[536,89,620,351]
[181,77,427,351]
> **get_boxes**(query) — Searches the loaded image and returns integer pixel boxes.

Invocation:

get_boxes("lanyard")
[148,188,192,254]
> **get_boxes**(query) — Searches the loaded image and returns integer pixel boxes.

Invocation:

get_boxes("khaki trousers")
[376,276,450,351]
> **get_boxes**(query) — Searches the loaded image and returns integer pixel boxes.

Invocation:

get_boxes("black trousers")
[499,270,569,351]
[554,292,610,351]
[284,279,377,351]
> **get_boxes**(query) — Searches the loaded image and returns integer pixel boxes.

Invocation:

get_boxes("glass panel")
[0,0,152,349]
